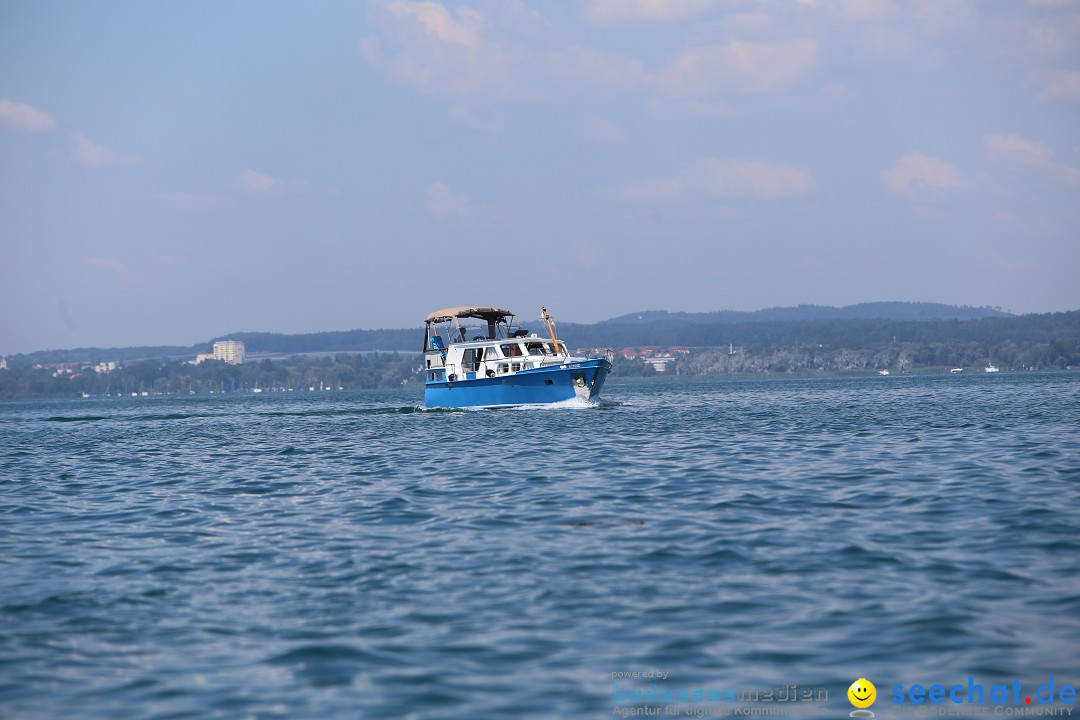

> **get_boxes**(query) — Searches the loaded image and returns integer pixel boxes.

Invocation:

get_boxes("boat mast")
[541,307,566,357]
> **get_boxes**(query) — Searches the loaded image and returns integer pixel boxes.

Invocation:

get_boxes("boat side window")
[525,342,547,356]
[462,348,481,372]
[500,343,523,358]
[486,345,501,359]
[499,363,509,374]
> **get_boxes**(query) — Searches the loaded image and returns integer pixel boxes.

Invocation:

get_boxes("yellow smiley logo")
[848,678,877,709]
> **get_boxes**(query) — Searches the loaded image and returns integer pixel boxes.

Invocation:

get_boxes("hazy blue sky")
[2,1,1078,354]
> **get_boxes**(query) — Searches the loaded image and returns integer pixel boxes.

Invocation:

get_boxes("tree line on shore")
[2,340,1078,400]
[560,311,1079,352]
[0,353,419,400]
[2,310,1077,398]
[11,308,1077,368]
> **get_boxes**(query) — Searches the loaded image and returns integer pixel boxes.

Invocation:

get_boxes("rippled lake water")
[1,373,1078,719]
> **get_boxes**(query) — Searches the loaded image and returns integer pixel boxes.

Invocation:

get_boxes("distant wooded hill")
[7,303,1074,367]
[557,312,1076,351]
[601,302,1011,324]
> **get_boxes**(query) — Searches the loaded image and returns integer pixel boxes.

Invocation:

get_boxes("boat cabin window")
[547,342,566,354]
[500,343,523,358]
[525,341,548,356]
[462,347,484,372]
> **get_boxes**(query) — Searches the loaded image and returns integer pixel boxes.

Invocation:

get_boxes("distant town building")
[213,340,245,365]
[46,362,83,374]
[193,353,215,365]
[93,361,117,374]
[0,356,6,370]
[642,355,676,373]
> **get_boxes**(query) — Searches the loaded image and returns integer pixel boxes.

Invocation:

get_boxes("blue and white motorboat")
[423,306,613,408]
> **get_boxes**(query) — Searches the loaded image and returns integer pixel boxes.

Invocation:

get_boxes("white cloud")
[1028,25,1068,54]
[984,134,1052,166]
[984,133,1080,183]
[367,0,514,96]
[808,0,976,67]
[584,0,719,26]
[363,1,1053,114]
[882,152,959,194]
[367,1,650,99]
[367,2,833,104]
[656,40,819,96]
[696,158,813,197]
[72,132,115,166]
[238,169,282,194]
[618,157,812,202]
[1031,69,1080,100]
[426,181,474,220]
[0,98,56,132]
[394,0,482,47]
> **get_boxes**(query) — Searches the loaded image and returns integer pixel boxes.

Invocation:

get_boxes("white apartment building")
[212,340,245,365]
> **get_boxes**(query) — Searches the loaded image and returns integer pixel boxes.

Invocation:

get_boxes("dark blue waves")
[1,374,1078,718]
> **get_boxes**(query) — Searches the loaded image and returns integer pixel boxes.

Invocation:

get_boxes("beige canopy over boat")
[425,306,515,324]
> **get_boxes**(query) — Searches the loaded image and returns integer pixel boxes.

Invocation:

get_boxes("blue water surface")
[1,372,1078,718]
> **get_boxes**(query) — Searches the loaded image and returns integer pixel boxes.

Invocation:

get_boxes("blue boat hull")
[425,358,611,408]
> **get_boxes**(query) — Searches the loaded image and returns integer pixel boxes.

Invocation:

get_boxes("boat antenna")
[541,307,566,357]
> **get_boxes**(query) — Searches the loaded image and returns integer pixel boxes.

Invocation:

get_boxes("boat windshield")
[427,318,537,349]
